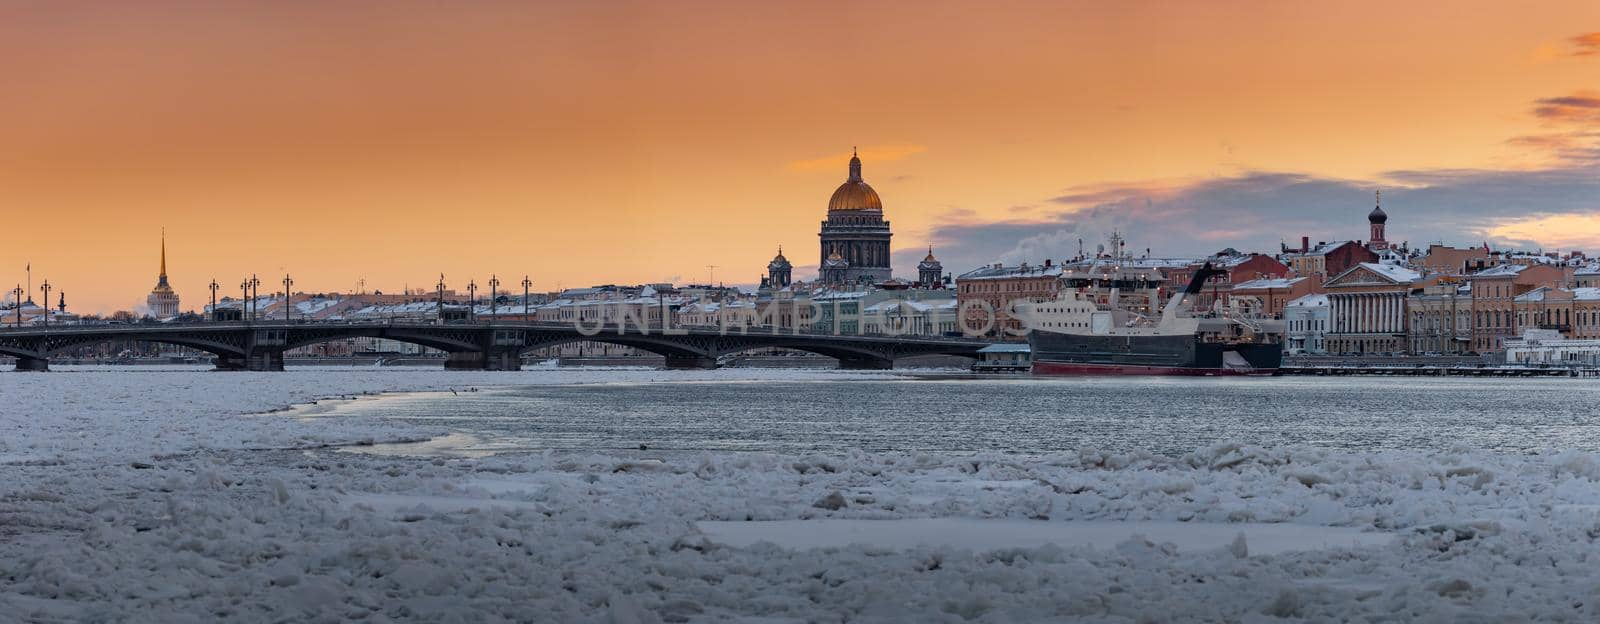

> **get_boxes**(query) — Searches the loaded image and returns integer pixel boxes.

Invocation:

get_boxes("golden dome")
[827,153,883,212]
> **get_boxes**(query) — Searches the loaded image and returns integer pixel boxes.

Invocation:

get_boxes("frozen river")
[9,367,1600,622]
[297,375,1600,456]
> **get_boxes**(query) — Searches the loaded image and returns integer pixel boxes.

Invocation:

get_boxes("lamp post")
[436,273,446,324]
[209,279,219,322]
[488,275,500,322]
[249,274,261,321]
[38,280,50,328]
[467,280,478,323]
[283,274,294,322]
[241,279,251,321]
[12,285,24,327]
[522,275,532,322]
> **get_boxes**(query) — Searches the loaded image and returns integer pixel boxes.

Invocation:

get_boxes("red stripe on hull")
[1031,361,1277,377]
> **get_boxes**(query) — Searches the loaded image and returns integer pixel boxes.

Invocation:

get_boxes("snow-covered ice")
[695,518,1391,555]
[5,367,1600,622]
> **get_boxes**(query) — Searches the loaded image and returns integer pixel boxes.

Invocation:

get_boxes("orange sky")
[3,1,1599,313]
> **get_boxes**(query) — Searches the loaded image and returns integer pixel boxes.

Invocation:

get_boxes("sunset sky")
[4,1,1600,313]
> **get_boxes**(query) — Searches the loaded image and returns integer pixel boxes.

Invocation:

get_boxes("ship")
[1015,263,1283,376]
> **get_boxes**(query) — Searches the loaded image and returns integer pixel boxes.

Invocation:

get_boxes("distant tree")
[110,310,137,323]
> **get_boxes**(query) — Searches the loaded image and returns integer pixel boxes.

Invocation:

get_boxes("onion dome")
[1369,190,1387,224]
[827,149,883,212]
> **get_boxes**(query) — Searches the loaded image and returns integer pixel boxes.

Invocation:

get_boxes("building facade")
[818,151,892,284]
[1407,278,1472,354]
[1284,293,1329,354]
[954,261,1064,338]
[1469,264,1567,352]
[1324,263,1420,354]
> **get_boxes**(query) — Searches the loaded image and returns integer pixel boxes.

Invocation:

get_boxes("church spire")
[160,228,167,280]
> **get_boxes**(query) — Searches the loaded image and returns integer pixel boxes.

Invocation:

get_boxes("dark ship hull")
[1029,330,1282,376]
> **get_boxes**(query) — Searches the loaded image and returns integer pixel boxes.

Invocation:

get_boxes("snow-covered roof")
[1575,287,1600,301]
[1286,293,1329,308]
[1514,287,1554,303]
[1232,277,1305,291]
[956,264,1064,281]
[978,343,1031,353]
[1474,264,1526,278]
[1354,263,1421,283]
[1576,264,1600,276]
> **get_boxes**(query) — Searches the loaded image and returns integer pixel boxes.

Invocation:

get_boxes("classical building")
[917,246,944,288]
[818,150,892,284]
[146,232,181,319]
[1323,263,1420,354]
[1284,293,1329,354]
[1406,278,1472,354]
[1469,264,1567,352]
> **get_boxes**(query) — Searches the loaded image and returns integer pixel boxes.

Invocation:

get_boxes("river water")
[293,373,1600,456]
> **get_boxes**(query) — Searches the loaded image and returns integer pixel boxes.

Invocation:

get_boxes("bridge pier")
[443,350,522,371]
[664,355,718,369]
[13,356,49,372]
[215,350,284,372]
[836,356,894,370]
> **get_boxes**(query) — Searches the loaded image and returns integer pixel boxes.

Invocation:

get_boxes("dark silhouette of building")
[917,246,944,287]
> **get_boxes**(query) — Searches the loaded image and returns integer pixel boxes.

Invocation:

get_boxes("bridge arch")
[38,334,248,358]
[280,327,483,354]
[520,335,711,360]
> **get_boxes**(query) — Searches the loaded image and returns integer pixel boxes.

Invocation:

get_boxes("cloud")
[1533,92,1600,123]
[1570,32,1600,56]
[786,145,927,171]
[889,87,1600,279]
[909,162,1600,277]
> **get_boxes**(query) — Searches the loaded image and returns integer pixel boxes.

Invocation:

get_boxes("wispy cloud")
[1570,32,1600,56]
[904,162,1600,276]
[786,145,927,171]
[1533,91,1600,123]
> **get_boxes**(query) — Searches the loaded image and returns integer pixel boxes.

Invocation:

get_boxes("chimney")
[1301,236,1310,253]
[1044,259,1053,268]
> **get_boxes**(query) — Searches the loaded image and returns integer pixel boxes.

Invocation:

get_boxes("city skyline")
[4,1,1600,313]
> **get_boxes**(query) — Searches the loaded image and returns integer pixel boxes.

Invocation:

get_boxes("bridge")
[0,321,990,371]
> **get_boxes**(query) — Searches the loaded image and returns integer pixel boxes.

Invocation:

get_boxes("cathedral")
[146,231,180,318]
[817,150,893,284]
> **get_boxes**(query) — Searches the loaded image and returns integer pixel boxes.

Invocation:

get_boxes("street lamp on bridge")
[466,280,478,323]
[488,275,500,322]
[436,273,446,324]
[11,284,24,327]
[249,274,261,321]
[522,275,532,321]
[38,280,50,328]
[283,274,294,322]
[209,279,219,321]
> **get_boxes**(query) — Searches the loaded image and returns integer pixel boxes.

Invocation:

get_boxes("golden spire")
[160,228,167,279]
